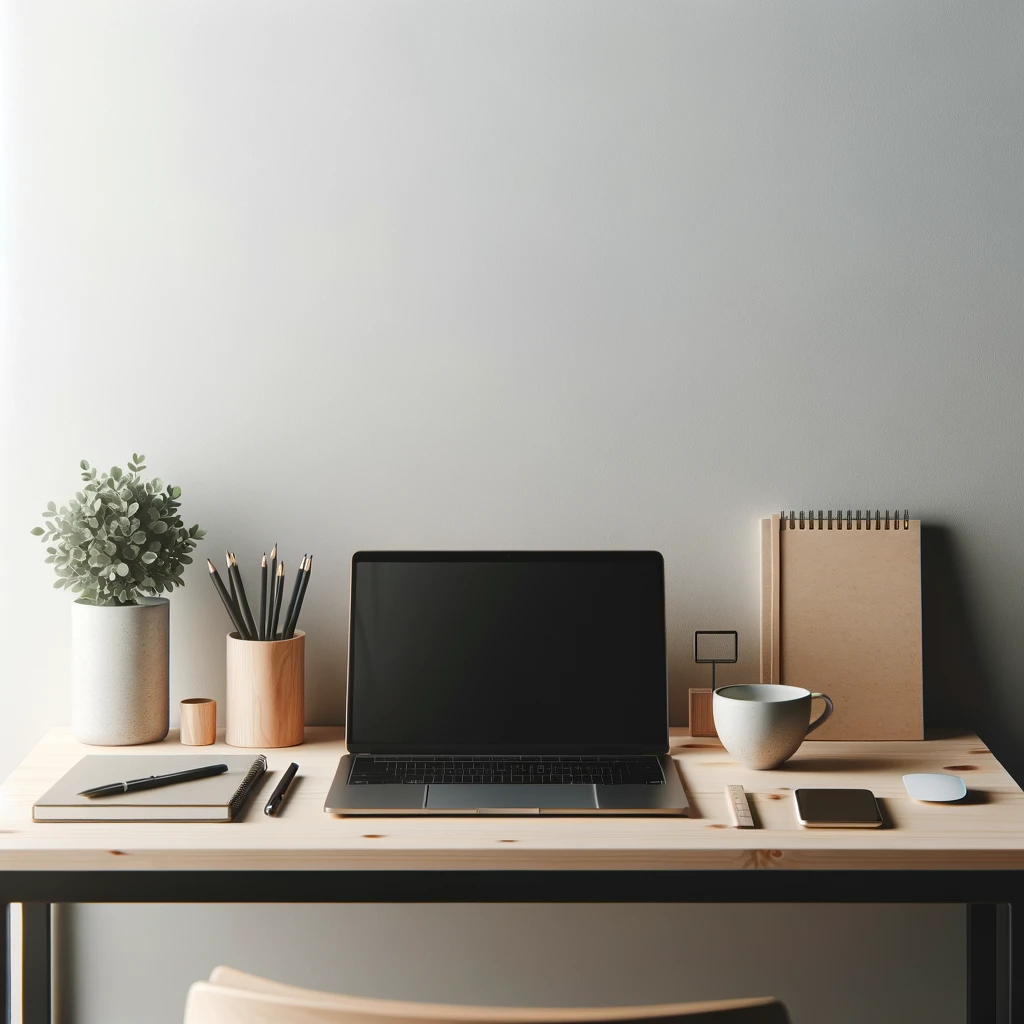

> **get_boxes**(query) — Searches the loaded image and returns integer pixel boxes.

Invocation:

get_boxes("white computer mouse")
[903,773,967,803]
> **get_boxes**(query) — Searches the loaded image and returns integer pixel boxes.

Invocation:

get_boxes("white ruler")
[726,784,755,828]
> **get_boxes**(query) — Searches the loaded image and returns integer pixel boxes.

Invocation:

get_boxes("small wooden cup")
[225,631,304,748]
[180,698,217,745]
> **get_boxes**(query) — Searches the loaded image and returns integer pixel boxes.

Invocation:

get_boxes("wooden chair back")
[183,966,790,1024]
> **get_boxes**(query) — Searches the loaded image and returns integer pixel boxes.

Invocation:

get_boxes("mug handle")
[805,693,834,736]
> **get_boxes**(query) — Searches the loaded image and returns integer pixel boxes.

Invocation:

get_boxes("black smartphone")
[794,788,883,828]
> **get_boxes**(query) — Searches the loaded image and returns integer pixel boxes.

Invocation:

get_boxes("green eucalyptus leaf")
[46,501,56,512]
[127,502,139,516]
[53,578,66,589]
[31,526,45,536]
[132,532,147,544]
[141,551,157,564]
[152,521,168,534]
[80,460,89,471]
[169,485,182,499]
[116,563,129,577]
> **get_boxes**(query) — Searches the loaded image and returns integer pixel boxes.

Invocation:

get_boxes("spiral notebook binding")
[779,510,912,530]
[228,754,268,817]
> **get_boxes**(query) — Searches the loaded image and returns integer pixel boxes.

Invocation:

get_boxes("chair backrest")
[183,966,790,1024]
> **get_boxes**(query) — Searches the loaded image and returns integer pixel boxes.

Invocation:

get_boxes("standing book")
[33,754,267,822]
[760,510,923,741]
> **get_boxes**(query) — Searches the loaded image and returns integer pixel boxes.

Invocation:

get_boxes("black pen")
[264,762,299,815]
[79,763,229,798]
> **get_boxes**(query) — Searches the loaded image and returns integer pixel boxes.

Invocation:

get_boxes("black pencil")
[226,550,237,609]
[258,553,267,641]
[270,562,285,639]
[267,543,277,640]
[207,559,250,639]
[284,555,312,639]
[280,553,305,641]
[228,552,259,641]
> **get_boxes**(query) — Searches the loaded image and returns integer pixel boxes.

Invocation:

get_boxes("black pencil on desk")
[270,562,286,639]
[280,554,305,640]
[228,552,259,640]
[284,555,312,639]
[268,543,277,639]
[207,560,250,639]
[258,553,267,641]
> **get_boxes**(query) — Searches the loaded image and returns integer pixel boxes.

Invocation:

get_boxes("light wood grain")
[180,699,217,746]
[184,967,788,1024]
[226,631,304,748]
[0,728,1022,872]
[688,689,717,738]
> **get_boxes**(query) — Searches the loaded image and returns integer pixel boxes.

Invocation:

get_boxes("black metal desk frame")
[2,870,1019,1024]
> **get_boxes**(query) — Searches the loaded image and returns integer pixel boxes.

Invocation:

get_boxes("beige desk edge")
[0,727,1022,872]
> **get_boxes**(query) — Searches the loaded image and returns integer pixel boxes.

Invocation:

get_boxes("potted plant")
[32,454,206,744]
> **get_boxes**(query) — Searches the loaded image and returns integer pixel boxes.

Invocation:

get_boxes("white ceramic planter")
[71,597,170,745]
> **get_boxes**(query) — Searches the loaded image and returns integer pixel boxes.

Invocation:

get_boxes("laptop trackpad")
[425,785,597,811]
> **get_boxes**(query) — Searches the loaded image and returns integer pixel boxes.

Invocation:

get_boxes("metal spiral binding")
[780,510,911,530]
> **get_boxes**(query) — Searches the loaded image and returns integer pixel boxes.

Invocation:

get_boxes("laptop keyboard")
[348,755,665,786]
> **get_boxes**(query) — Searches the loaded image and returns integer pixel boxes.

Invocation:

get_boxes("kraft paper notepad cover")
[760,515,923,741]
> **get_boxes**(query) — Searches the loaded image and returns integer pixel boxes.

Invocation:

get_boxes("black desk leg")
[969,904,998,1023]
[21,904,50,1024]
[2,903,9,1024]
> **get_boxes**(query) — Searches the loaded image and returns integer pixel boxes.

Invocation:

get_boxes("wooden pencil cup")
[225,631,305,748]
[180,698,217,745]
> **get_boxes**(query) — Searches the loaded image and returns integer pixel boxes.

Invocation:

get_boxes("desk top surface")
[0,727,1021,872]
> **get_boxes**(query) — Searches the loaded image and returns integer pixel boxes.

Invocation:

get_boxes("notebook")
[33,754,268,822]
[760,510,923,741]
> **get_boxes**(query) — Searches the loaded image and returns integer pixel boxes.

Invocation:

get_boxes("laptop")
[325,551,688,815]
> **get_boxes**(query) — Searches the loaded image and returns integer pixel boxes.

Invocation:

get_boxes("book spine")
[228,755,268,818]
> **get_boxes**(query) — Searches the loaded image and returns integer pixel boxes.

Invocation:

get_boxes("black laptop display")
[346,552,667,754]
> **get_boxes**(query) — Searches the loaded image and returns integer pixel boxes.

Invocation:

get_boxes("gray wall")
[3,1,1022,1021]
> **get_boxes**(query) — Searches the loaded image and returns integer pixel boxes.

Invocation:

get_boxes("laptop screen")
[346,552,667,754]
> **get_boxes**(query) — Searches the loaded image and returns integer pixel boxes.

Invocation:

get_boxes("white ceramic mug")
[712,684,835,770]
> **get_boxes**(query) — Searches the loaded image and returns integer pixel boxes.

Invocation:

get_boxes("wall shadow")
[921,526,1023,782]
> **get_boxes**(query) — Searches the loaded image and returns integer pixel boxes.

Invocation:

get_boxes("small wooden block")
[688,688,717,737]
[180,698,217,745]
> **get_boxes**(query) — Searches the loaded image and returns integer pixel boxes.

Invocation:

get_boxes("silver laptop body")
[325,552,688,816]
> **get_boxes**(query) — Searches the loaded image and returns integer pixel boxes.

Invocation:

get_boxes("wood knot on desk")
[945,765,979,771]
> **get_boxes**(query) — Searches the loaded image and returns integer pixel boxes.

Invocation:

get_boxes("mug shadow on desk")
[779,756,908,774]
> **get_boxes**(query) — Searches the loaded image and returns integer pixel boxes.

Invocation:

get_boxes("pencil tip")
[277,562,285,576]
[271,544,277,558]
[207,559,216,572]
[305,555,312,570]
[262,553,267,566]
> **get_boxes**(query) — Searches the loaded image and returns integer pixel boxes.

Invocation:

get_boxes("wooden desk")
[1,727,1023,1022]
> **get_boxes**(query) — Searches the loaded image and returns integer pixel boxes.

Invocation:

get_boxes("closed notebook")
[33,754,267,822]
[760,510,923,741]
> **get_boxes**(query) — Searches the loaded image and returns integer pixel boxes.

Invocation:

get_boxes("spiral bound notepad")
[760,511,923,741]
